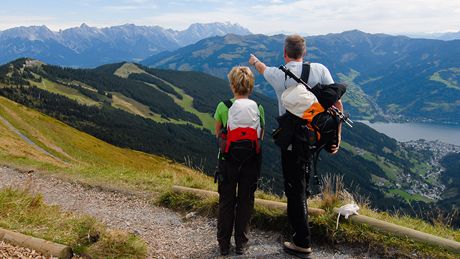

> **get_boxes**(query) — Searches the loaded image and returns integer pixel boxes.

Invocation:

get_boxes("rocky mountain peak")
[0,25,57,41]
[80,23,90,29]
[0,22,253,66]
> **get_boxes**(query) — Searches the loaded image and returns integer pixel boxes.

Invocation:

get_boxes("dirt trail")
[0,166,364,258]
[0,114,63,163]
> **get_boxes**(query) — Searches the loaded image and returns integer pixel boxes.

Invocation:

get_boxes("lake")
[359,121,460,146]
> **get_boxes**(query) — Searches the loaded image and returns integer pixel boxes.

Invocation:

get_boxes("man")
[248,34,343,256]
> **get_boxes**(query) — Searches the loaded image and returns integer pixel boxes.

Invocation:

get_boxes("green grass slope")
[0,96,213,193]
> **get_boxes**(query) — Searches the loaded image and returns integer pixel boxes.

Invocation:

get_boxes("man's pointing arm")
[249,54,267,74]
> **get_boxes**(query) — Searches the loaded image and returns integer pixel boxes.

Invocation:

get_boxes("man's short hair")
[284,35,306,59]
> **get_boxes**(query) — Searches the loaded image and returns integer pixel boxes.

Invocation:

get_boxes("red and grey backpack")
[215,99,263,182]
[218,99,261,156]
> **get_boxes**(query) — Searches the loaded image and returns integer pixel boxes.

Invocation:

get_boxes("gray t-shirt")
[263,61,334,115]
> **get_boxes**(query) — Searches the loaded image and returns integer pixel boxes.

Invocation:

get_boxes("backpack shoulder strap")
[251,100,262,120]
[300,62,311,85]
[223,99,233,109]
[225,99,260,110]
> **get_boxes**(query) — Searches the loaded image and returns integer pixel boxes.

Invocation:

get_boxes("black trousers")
[217,153,258,249]
[281,149,311,248]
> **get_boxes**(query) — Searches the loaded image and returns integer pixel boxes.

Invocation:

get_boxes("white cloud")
[104,4,157,11]
[0,0,459,34]
[246,0,460,34]
[124,0,153,3]
[104,0,158,11]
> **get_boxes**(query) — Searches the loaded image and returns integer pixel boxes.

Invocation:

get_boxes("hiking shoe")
[219,244,229,256]
[220,247,229,256]
[283,241,312,254]
[235,245,247,255]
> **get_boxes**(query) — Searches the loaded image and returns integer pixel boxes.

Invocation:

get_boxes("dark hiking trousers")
[217,149,259,250]
[282,149,311,248]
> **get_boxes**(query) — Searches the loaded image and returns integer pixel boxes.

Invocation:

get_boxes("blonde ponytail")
[227,66,254,96]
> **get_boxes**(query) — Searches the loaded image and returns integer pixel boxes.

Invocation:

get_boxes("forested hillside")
[143,31,460,125]
[439,153,460,227]
[0,58,443,213]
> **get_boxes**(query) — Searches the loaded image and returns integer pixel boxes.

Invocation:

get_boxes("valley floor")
[0,166,364,259]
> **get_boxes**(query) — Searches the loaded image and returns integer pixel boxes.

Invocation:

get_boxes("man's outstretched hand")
[248,54,266,74]
[249,54,259,66]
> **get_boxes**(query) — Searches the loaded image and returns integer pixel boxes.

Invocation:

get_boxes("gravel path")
[0,241,53,259]
[0,166,367,259]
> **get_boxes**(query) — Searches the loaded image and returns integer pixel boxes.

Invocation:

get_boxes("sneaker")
[283,241,312,254]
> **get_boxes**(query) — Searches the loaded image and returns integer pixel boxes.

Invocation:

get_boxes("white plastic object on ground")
[336,203,360,229]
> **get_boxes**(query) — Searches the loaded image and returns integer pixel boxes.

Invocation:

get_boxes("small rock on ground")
[0,241,54,259]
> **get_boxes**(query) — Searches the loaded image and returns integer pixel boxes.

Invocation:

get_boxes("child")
[214,66,265,255]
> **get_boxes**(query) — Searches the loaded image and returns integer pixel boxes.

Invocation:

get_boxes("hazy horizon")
[1,0,459,35]
[0,22,458,39]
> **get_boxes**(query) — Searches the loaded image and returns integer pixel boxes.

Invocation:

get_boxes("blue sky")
[1,0,459,35]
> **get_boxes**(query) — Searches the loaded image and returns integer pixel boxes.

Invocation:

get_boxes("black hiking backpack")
[300,63,346,154]
[273,63,349,190]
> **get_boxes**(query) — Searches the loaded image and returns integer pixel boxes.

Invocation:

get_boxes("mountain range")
[0,22,251,67]
[406,31,460,40]
[2,24,459,125]
[142,30,460,125]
